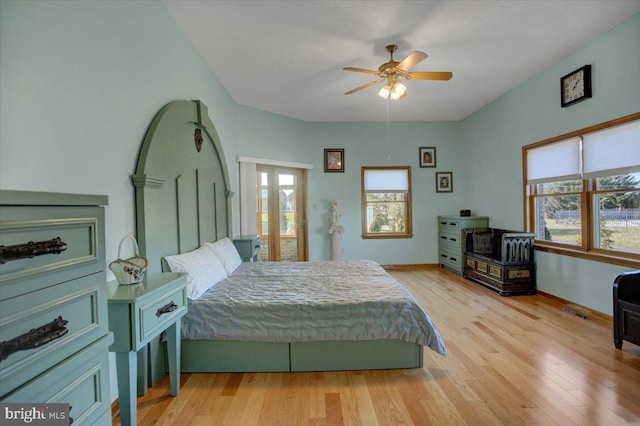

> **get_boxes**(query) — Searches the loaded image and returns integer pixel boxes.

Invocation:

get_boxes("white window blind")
[582,120,640,178]
[238,160,258,235]
[364,168,409,192]
[526,137,581,184]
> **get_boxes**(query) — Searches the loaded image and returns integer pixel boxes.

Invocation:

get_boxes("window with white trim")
[361,166,412,239]
[523,113,640,267]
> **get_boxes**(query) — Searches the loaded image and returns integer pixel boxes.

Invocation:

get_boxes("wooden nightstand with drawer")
[107,272,187,426]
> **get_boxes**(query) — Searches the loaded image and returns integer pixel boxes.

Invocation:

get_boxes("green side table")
[107,272,187,426]
[233,234,261,262]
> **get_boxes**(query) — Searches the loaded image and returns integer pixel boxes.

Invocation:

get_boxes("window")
[361,166,412,239]
[523,113,640,267]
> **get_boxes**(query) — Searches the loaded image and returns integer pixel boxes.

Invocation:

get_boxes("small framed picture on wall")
[419,147,436,168]
[324,148,344,173]
[436,172,453,193]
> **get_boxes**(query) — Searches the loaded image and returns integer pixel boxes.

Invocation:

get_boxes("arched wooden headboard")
[132,100,232,273]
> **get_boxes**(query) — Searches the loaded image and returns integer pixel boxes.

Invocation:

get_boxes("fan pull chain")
[386,97,391,161]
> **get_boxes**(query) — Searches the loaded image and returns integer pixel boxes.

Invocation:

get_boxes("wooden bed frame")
[132,100,423,382]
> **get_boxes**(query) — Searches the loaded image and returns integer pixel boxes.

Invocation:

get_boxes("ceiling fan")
[343,44,453,100]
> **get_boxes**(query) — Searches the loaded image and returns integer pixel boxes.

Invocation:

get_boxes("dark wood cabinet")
[614,270,640,349]
[463,228,536,296]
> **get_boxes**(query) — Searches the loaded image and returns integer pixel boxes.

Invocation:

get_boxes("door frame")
[257,164,308,261]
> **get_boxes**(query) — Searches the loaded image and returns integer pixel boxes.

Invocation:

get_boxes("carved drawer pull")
[0,237,67,264]
[156,301,178,317]
[0,316,69,361]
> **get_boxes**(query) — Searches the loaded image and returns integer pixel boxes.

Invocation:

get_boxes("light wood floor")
[115,267,640,425]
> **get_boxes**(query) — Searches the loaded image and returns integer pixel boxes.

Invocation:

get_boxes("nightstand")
[233,234,261,262]
[107,272,187,426]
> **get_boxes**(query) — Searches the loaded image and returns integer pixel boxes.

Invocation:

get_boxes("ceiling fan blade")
[344,79,384,95]
[405,71,453,81]
[343,67,381,75]
[396,51,428,71]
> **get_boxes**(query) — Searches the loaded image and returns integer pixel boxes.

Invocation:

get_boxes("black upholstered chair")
[613,270,640,349]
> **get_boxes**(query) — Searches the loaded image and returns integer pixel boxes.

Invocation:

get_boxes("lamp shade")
[378,84,391,99]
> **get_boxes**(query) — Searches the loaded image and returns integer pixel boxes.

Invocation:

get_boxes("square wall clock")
[561,65,592,107]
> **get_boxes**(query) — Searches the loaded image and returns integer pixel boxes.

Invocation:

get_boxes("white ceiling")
[162,1,640,122]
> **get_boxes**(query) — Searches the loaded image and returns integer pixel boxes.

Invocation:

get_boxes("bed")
[132,100,445,378]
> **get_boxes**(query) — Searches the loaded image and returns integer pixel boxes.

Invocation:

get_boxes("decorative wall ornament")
[194,128,203,152]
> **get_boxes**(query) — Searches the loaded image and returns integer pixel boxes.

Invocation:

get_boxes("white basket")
[109,236,148,285]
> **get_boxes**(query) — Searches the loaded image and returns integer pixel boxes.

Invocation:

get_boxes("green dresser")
[0,190,113,425]
[438,215,489,275]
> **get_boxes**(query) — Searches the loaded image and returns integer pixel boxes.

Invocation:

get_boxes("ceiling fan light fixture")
[390,82,406,100]
[343,44,452,100]
[378,84,391,99]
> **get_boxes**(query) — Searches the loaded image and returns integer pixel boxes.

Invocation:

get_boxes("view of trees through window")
[361,166,412,239]
[535,173,640,254]
[366,193,406,233]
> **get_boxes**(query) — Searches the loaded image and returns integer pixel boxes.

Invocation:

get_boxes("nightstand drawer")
[0,273,107,396]
[139,285,187,344]
[2,334,113,426]
[0,205,105,300]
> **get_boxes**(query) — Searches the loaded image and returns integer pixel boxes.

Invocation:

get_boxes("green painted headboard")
[132,100,232,273]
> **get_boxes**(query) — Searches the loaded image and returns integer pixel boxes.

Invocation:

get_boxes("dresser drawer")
[0,273,107,396]
[2,334,113,426]
[139,284,187,344]
[438,229,462,250]
[439,248,462,271]
[438,218,461,230]
[0,205,105,300]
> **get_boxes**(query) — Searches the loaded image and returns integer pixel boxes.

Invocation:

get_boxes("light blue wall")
[0,0,240,253]
[1,0,639,399]
[460,13,640,315]
[306,121,465,263]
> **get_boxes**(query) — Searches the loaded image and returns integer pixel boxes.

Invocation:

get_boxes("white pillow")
[164,245,227,300]
[206,237,242,274]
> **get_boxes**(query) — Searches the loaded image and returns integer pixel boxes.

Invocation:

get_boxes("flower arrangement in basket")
[109,235,148,285]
